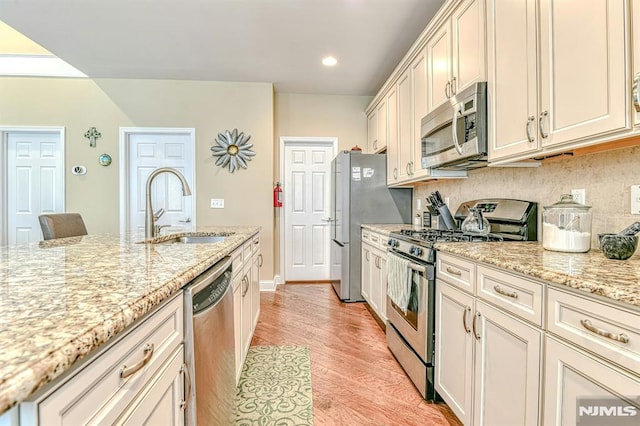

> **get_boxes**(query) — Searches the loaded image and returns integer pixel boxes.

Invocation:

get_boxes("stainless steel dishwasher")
[183,256,234,425]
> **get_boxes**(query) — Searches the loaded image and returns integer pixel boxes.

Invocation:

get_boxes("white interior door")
[125,130,195,235]
[284,143,334,281]
[5,130,64,245]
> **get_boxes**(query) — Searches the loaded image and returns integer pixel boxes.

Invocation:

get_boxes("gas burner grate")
[394,229,505,243]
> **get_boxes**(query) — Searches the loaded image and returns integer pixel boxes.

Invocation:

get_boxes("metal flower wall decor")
[211,128,255,173]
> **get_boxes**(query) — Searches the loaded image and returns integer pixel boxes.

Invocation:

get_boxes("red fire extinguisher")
[273,182,283,207]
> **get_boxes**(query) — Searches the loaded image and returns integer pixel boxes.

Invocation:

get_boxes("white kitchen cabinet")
[360,230,389,324]
[488,0,629,162]
[21,294,185,425]
[435,253,541,426]
[410,48,429,180]
[386,86,400,185]
[634,0,640,126]
[544,335,640,426]
[118,347,185,426]
[367,109,377,153]
[427,0,485,113]
[397,69,413,182]
[232,236,261,382]
[376,99,388,153]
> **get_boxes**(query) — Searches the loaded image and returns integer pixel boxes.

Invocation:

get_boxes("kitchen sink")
[160,235,227,244]
[142,232,235,245]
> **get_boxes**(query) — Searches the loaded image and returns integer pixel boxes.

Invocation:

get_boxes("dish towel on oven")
[387,253,411,313]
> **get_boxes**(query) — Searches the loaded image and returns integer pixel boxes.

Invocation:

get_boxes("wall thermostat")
[71,165,87,175]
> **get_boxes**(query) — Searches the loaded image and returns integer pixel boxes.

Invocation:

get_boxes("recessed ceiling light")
[322,56,338,67]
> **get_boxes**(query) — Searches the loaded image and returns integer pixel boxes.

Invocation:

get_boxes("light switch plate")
[631,185,640,215]
[210,198,224,209]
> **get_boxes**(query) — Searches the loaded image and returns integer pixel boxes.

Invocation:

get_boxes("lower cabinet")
[233,235,261,382]
[20,293,185,425]
[543,335,640,426]
[361,230,388,323]
[435,253,542,426]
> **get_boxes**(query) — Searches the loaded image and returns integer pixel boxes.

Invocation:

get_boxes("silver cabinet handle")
[242,275,249,297]
[180,363,192,410]
[580,319,629,344]
[526,116,535,143]
[539,110,549,139]
[445,81,451,99]
[120,343,154,378]
[452,107,463,154]
[493,285,518,299]
[462,306,471,333]
[258,254,263,267]
[366,251,370,261]
[633,73,640,112]
[451,76,457,95]
[446,266,462,276]
[393,168,398,179]
[406,162,411,175]
[374,141,378,151]
[472,312,481,340]
[410,161,414,175]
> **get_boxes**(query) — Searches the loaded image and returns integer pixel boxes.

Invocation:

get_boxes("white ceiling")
[0,0,445,95]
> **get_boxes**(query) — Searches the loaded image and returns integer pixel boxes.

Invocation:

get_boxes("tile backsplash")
[413,145,640,249]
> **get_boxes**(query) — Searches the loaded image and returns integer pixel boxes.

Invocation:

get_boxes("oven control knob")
[410,246,423,256]
[387,238,399,248]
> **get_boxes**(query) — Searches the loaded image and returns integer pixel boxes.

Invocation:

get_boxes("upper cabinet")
[488,0,630,162]
[366,97,388,154]
[386,86,400,184]
[427,0,486,114]
[632,0,640,126]
[366,110,377,153]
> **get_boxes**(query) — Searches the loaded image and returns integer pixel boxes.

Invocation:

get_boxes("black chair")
[38,213,88,240]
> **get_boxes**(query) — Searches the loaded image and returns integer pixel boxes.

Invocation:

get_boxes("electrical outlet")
[444,197,450,208]
[417,199,422,210]
[210,198,224,209]
[631,185,640,215]
[571,189,586,205]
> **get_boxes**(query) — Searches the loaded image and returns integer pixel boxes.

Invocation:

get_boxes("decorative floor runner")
[235,345,314,425]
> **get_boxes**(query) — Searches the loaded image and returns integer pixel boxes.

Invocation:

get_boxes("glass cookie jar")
[542,194,592,253]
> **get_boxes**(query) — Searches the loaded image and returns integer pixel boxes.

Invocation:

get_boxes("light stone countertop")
[0,226,259,415]
[361,224,640,311]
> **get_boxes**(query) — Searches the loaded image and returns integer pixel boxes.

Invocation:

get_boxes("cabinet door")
[427,23,452,113]
[451,0,485,95]
[538,0,629,148]
[369,252,382,316]
[376,99,387,152]
[361,245,371,302]
[544,336,640,426]
[378,255,388,324]
[411,48,429,179]
[386,87,399,184]
[486,0,539,161]
[473,301,542,426]
[634,0,640,126]
[233,275,243,382]
[241,268,252,359]
[251,253,260,331]
[435,281,475,425]
[119,347,185,426]
[367,110,377,153]
[397,69,413,182]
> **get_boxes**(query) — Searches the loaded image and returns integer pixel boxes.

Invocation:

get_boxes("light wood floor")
[251,283,462,426]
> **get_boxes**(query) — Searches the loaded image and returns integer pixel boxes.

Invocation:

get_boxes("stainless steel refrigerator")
[330,151,412,302]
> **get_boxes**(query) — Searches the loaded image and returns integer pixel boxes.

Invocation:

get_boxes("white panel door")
[7,131,63,244]
[284,144,333,281]
[128,132,194,234]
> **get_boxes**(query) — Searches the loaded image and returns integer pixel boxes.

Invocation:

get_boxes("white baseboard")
[259,279,277,292]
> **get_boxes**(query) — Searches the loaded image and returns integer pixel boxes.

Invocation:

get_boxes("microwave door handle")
[452,107,463,155]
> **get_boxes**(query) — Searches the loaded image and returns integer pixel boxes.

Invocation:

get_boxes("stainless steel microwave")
[420,82,487,170]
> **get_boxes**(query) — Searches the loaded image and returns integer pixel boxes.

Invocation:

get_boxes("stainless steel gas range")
[385,198,538,401]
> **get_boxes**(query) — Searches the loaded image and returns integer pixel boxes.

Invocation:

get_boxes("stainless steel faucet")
[145,167,192,240]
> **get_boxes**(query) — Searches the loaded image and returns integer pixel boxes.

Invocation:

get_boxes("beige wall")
[413,144,640,250]
[0,77,276,279]
[273,93,372,277]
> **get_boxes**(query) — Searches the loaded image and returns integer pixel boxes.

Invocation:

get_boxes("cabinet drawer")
[243,241,253,262]
[37,295,184,425]
[437,253,475,293]
[362,229,371,242]
[370,232,381,248]
[476,265,544,327]
[547,287,640,375]
[232,247,243,277]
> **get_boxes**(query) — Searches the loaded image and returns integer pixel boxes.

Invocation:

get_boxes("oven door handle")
[388,250,432,277]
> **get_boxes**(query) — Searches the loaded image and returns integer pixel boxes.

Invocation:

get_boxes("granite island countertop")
[0,226,259,415]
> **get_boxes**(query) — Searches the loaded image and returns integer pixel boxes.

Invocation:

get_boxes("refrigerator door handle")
[332,239,346,247]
